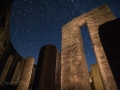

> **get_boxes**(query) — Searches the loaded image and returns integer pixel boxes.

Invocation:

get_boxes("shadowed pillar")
[17,56,34,90]
[32,44,60,90]
[55,50,61,90]
[28,64,36,90]
[99,18,120,90]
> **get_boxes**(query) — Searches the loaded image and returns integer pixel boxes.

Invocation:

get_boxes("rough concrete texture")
[17,56,34,90]
[11,58,25,85]
[61,4,117,90]
[91,64,104,90]
[5,53,23,83]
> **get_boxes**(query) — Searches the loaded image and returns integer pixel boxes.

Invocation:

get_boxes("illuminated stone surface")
[91,64,104,90]
[5,53,23,83]
[11,58,25,85]
[17,56,34,90]
[0,55,14,85]
[62,26,91,90]
[61,4,117,90]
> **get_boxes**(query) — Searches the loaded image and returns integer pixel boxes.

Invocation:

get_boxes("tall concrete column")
[61,4,118,90]
[11,58,25,85]
[17,56,34,90]
[61,25,91,90]
[99,18,120,89]
[91,64,104,90]
[32,44,58,90]
[86,7,118,89]
[5,53,22,82]
[0,55,14,85]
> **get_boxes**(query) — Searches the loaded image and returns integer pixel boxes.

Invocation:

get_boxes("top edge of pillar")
[26,56,35,60]
[62,4,111,29]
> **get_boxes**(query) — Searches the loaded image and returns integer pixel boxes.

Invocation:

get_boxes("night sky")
[10,0,120,71]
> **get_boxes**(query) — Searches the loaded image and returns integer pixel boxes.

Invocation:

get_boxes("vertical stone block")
[61,26,91,90]
[17,56,34,90]
[91,64,104,90]
[11,58,25,85]
[61,4,118,90]
[99,18,120,89]
[5,53,23,82]
[0,55,14,85]
[55,50,61,90]
[32,44,59,90]
[89,72,95,90]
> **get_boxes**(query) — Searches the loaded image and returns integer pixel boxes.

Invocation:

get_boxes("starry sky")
[10,0,120,71]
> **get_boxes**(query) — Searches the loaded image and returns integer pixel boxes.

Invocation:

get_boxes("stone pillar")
[55,50,61,90]
[87,20,118,90]
[11,58,25,85]
[91,64,104,90]
[99,18,120,90]
[89,72,95,90]
[17,56,34,90]
[5,53,22,82]
[61,25,91,90]
[61,4,118,90]
[0,55,14,85]
[86,5,117,90]
[32,44,58,90]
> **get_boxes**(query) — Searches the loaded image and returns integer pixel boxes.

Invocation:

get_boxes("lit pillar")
[87,17,118,90]
[91,64,104,90]
[11,58,25,85]
[0,55,14,85]
[5,53,22,82]
[61,25,91,90]
[17,56,34,90]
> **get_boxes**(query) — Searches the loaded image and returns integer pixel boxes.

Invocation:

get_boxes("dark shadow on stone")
[0,0,14,18]
[0,85,17,90]
[99,18,120,90]
[0,14,6,26]
[32,44,57,90]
